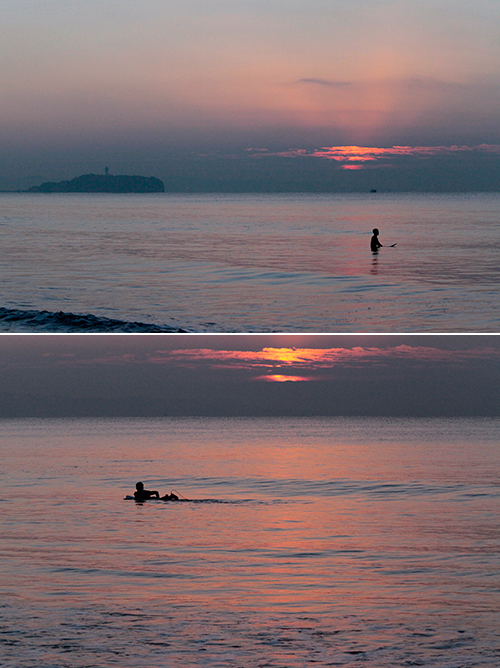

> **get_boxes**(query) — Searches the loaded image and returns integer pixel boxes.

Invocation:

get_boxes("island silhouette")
[25,172,165,193]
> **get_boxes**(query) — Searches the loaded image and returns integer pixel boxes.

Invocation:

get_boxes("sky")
[1,334,499,417]
[2,0,500,190]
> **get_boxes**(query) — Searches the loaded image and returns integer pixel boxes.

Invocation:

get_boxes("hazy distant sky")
[1,335,499,417]
[2,0,500,190]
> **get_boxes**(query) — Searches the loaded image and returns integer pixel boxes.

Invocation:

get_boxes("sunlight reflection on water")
[0,417,499,666]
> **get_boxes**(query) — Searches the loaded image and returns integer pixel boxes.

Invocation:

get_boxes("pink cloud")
[31,345,500,372]
[154,345,500,372]
[311,145,500,161]
[245,144,500,169]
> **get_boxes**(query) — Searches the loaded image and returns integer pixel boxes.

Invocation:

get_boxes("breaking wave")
[0,306,187,333]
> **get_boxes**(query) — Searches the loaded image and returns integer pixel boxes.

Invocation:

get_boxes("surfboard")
[124,495,190,502]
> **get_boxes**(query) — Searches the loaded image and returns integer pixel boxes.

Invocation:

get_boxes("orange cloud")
[311,145,500,161]
[160,346,361,369]
[246,144,500,169]
[157,345,500,372]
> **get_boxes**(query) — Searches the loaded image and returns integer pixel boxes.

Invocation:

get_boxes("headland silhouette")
[25,172,165,193]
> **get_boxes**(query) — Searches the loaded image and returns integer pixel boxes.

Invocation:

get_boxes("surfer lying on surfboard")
[370,228,396,251]
[133,481,179,502]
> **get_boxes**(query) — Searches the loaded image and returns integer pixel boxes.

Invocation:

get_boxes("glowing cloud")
[36,345,500,373]
[158,345,500,372]
[245,144,500,169]
[311,145,500,161]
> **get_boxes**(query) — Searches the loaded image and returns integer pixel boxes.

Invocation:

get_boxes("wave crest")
[0,307,185,333]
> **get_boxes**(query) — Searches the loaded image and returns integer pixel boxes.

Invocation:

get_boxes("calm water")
[1,192,499,332]
[1,416,499,666]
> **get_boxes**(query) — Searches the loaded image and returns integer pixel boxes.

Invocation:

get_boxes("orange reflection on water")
[3,417,499,632]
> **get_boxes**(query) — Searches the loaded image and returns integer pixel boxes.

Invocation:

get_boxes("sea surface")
[1,192,499,332]
[0,416,499,667]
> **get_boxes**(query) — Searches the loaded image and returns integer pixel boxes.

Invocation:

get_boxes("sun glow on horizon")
[254,374,314,382]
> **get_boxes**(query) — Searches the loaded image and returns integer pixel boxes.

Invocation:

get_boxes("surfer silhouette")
[134,482,160,501]
[370,228,383,252]
[133,481,179,501]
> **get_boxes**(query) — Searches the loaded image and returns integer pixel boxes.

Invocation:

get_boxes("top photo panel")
[2,1,499,334]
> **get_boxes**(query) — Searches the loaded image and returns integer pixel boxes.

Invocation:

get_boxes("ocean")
[1,192,499,332]
[1,416,499,667]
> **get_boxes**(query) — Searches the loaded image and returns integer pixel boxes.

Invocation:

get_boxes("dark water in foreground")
[1,417,499,666]
[1,193,499,331]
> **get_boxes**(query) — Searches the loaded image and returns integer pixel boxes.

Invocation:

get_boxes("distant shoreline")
[19,173,165,194]
[2,188,500,194]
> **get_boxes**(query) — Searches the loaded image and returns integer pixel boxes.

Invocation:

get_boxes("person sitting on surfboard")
[133,481,179,501]
[370,228,383,251]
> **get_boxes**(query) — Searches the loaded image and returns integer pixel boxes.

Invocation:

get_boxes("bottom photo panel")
[1,334,499,668]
